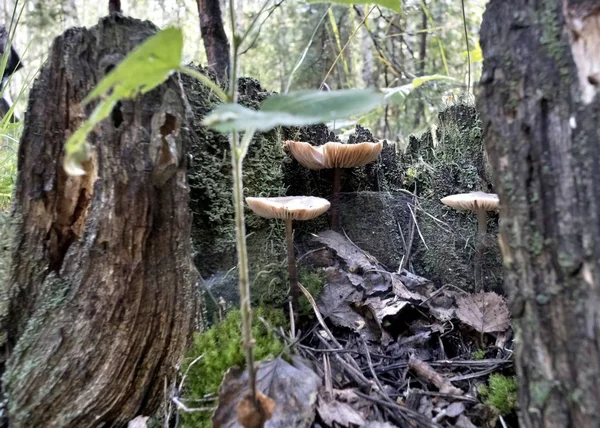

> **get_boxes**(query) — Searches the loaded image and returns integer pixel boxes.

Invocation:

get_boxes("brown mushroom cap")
[440,192,499,212]
[246,196,331,221]
[284,141,383,169]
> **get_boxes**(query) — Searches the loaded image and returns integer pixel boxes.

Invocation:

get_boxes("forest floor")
[178,229,516,428]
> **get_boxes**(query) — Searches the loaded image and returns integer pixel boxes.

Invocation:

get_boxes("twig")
[296,246,328,263]
[408,355,463,395]
[407,203,428,250]
[361,339,387,394]
[171,396,215,413]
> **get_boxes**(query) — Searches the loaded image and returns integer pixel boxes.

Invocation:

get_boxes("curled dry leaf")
[365,296,409,325]
[456,292,510,333]
[237,391,276,428]
[213,356,321,428]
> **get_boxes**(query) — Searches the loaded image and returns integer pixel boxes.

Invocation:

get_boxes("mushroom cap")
[284,141,383,169]
[246,196,331,221]
[440,192,499,212]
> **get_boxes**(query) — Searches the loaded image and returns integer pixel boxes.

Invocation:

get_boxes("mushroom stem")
[331,167,341,229]
[285,217,299,310]
[474,208,487,291]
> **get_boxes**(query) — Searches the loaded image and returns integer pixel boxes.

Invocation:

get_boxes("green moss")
[298,266,326,318]
[472,349,486,360]
[401,105,502,292]
[478,374,518,416]
[180,307,287,428]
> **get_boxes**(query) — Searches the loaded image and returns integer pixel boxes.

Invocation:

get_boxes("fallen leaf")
[456,292,510,333]
[365,296,409,324]
[454,414,478,428]
[317,398,366,427]
[391,275,427,301]
[213,356,321,428]
[445,402,466,418]
[361,422,398,428]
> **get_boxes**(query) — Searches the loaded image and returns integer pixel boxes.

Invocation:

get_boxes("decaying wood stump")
[2,16,197,427]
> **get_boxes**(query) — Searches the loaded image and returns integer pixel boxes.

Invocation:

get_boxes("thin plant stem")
[285,217,299,311]
[227,0,258,406]
[474,209,487,291]
[460,0,471,93]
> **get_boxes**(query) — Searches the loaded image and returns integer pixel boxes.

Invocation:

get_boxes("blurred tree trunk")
[478,0,600,426]
[414,1,427,127]
[196,0,230,82]
[2,16,198,427]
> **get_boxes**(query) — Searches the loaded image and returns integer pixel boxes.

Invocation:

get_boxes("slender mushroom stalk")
[284,217,299,309]
[331,167,341,229]
[474,204,488,291]
[245,196,331,312]
[284,141,383,231]
[441,192,499,291]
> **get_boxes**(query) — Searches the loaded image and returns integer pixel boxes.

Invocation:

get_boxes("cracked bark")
[2,16,197,427]
[478,0,600,427]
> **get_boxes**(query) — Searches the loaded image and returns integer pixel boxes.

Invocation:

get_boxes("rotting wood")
[2,16,198,427]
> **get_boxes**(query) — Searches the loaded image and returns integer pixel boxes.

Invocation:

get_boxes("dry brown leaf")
[365,296,409,324]
[456,292,510,333]
[236,391,276,428]
[317,398,366,427]
[212,357,320,428]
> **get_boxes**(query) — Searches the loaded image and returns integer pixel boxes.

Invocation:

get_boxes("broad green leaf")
[381,83,412,104]
[64,27,183,175]
[307,0,401,13]
[85,27,183,103]
[411,74,457,89]
[203,89,384,133]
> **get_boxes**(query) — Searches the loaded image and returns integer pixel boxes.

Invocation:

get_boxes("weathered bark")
[196,0,230,82]
[3,16,197,427]
[478,0,600,426]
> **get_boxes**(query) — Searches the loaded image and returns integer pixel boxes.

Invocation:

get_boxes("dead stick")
[408,355,463,395]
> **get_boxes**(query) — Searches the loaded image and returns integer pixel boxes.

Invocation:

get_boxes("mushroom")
[245,196,331,309]
[440,191,499,291]
[284,141,383,229]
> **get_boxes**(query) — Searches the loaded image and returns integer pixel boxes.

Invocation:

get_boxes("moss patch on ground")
[478,374,518,416]
[180,307,287,428]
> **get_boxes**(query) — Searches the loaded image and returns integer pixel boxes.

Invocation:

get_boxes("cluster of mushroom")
[440,191,499,291]
[245,140,383,310]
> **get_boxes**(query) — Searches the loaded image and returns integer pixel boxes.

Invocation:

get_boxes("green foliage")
[472,348,485,360]
[202,89,384,133]
[298,266,326,317]
[63,27,184,175]
[307,0,401,13]
[180,307,287,428]
[478,374,518,416]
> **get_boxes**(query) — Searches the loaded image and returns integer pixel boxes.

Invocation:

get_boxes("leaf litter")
[209,230,513,428]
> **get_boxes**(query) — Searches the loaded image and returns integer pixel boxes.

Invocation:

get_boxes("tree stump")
[478,0,600,426]
[2,16,197,427]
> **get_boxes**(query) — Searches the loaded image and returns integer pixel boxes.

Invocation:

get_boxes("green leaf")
[84,27,183,103]
[381,83,412,104]
[64,27,183,175]
[307,0,401,13]
[203,89,384,133]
